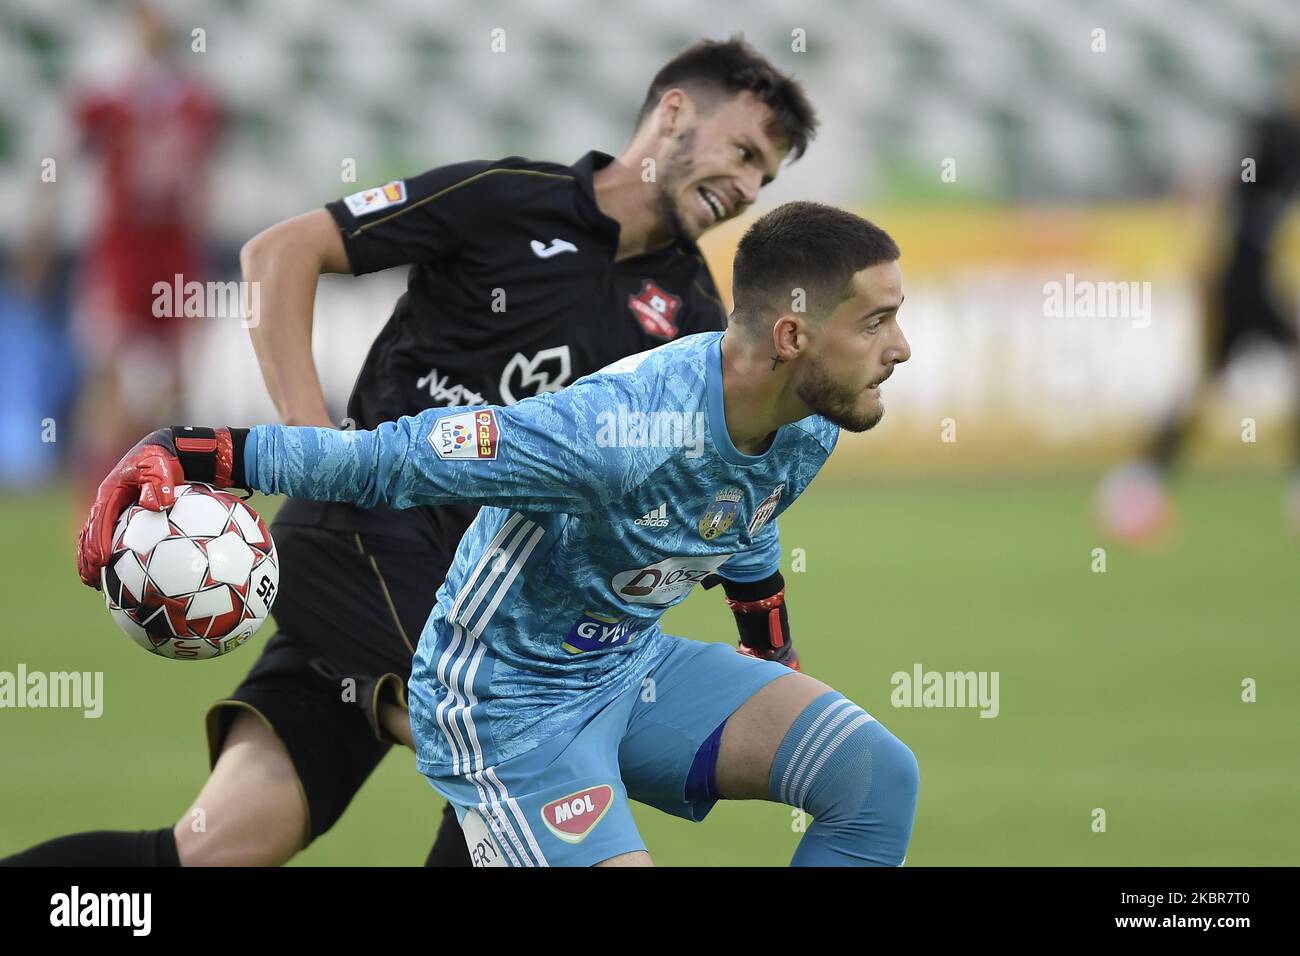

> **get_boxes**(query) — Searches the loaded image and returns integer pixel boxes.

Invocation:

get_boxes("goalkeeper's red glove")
[704,572,800,671]
[77,426,248,588]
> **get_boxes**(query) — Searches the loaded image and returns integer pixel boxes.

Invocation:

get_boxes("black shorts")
[1208,248,1297,368]
[205,521,444,842]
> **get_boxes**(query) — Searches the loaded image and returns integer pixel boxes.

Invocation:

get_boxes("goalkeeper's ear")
[702,571,790,653]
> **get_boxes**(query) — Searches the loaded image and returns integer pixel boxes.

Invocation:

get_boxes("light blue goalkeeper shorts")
[423,634,792,867]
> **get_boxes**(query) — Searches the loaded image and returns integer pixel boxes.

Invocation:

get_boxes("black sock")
[0,828,181,867]
[424,803,472,867]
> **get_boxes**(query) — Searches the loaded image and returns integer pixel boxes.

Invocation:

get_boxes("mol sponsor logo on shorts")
[609,554,729,606]
[541,784,614,843]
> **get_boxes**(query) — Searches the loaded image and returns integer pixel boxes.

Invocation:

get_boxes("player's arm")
[76,380,636,586]
[704,520,799,670]
[242,399,611,513]
[242,161,503,428]
[241,209,351,428]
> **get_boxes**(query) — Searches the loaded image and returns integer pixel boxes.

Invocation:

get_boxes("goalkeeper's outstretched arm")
[244,401,614,513]
[76,382,640,587]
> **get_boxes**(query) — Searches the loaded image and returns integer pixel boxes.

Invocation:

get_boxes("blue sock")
[768,691,919,866]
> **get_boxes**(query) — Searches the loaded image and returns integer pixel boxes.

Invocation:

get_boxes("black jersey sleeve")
[324,160,509,276]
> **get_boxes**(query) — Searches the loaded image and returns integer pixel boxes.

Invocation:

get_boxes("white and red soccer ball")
[100,483,278,660]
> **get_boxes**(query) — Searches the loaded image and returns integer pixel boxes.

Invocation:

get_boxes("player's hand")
[76,429,185,588]
[738,641,801,671]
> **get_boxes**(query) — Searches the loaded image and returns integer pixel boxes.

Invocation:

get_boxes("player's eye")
[737,145,752,163]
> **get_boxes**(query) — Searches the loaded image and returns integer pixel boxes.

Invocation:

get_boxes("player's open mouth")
[867,369,893,390]
[697,187,726,222]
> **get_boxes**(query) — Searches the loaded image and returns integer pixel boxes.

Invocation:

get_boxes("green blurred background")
[3,473,1295,866]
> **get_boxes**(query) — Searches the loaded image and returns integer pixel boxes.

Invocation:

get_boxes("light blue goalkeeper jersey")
[244,332,839,775]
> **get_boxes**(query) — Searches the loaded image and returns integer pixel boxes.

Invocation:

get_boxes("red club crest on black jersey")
[627,280,682,339]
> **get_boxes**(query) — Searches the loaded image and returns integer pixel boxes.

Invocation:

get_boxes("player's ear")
[656,89,690,137]
[771,313,805,362]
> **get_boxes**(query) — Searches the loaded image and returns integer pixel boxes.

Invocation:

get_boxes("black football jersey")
[273,151,728,571]
[1229,113,1300,253]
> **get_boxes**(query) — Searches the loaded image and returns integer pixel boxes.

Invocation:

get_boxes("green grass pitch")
[1,473,1295,865]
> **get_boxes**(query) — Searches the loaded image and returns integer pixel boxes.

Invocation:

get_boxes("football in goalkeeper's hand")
[99,483,278,660]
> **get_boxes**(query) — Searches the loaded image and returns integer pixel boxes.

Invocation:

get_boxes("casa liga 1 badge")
[430,409,500,460]
[342,180,407,218]
[699,487,743,540]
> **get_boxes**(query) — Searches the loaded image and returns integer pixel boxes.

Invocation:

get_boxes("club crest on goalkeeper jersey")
[245,331,839,775]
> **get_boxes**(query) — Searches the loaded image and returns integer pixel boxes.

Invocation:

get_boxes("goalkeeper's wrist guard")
[703,571,798,670]
[164,425,251,491]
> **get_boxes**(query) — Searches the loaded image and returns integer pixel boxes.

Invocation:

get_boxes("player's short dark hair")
[637,36,817,160]
[731,202,900,333]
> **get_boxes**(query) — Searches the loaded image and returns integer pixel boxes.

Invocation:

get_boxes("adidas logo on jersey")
[634,503,670,528]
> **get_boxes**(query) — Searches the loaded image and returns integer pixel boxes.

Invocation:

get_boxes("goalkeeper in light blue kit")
[78,202,917,866]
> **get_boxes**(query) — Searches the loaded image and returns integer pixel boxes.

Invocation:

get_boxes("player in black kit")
[1097,62,1300,542]
[2,37,816,867]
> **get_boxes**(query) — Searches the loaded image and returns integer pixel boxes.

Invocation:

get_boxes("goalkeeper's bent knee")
[768,690,919,866]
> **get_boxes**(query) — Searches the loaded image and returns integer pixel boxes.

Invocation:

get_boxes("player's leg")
[717,673,919,865]
[1149,264,1241,469]
[1097,268,1238,542]
[381,701,414,748]
[3,526,416,867]
[620,637,918,866]
[1,628,387,867]
[173,708,307,865]
[68,284,134,506]
[189,524,434,863]
[1248,264,1300,522]
[422,677,651,867]
[1289,333,1300,531]
[0,830,179,867]
[594,851,653,866]
[0,693,305,867]
[71,260,183,509]
[347,533,471,867]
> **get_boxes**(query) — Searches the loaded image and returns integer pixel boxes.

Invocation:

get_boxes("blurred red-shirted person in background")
[70,1,221,502]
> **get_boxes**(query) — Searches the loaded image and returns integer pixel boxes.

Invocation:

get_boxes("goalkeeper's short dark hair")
[636,35,818,160]
[730,202,900,334]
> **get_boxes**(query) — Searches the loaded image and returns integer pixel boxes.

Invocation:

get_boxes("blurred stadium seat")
[1,0,1298,238]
